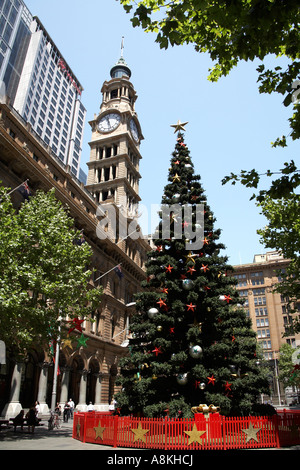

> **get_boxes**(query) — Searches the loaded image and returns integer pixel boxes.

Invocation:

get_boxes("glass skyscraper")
[0,0,86,181]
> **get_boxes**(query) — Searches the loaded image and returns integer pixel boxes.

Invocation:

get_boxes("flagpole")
[51,317,61,413]
[6,179,29,197]
[94,263,122,282]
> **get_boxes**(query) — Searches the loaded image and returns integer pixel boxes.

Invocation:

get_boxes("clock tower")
[86,49,143,218]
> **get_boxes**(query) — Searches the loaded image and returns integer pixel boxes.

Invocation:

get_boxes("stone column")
[60,367,71,406]
[76,369,88,411]
[94,373,102,410]
[37,362,50,415]
[1,362,24,418]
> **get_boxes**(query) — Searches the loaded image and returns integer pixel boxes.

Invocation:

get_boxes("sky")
[25,0,300,266]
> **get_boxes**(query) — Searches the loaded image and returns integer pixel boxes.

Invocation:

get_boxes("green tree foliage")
[278,343,300,391]
[0,187,102,357]
[115,131,269,417]
[119,0,300,148]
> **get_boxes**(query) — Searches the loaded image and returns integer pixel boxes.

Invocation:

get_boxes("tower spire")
[110,37,131,79]
[121,36,124,58]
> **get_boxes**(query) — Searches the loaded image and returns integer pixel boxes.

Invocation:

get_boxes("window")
[255,307,268,316]
[254,296,266,306]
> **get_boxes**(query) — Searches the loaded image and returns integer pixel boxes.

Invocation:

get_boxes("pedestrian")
[35,400,40,417]
[12,409,25,431]
[55,402,62,415]
[87,401,95,412]
[26,406,38,433]
[63,401,70,422]
[68,398,75,418]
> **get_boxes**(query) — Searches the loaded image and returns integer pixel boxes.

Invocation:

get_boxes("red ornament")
[186,303,196,312]
[169,327,175,334]
[152,346,162,356]
[202,237,209,245]
[157,298,167,308]
[224,295,232,303]
[207,374,216,386]
[68,317,84,334]
[156,245,163,252]
[187,266,196,275]
[165,264,173,273]
[224,381,232,392]
[201,264,209,273]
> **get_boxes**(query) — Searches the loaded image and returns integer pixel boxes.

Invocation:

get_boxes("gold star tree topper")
[171,120,189,133]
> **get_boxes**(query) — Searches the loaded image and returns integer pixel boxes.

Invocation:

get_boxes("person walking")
[68,398,75,418]
[63,401,70,422]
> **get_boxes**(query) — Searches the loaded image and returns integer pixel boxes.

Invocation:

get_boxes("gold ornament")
[94,421,106,440]
[131,422,150,443]
[62,336,73,350]
[184,423,206,445]
[170,120,188,133]
[185,251,196,263]
[242,422,261,443]
[172,173,181,183]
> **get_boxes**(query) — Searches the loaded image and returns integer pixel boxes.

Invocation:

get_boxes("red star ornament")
[157,298,167,308]
[224,381,232,392]
[186,303,196,312]
[224,295,232,303]
[207,374,216,386]
[169,327,175,334]
[165,264,173,273]
[152,346,162,356]
[68,317,84,334]
[187,266,196,275]
[201,264,209,273]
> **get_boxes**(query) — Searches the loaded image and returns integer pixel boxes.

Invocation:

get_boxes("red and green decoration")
[115,121,269,418]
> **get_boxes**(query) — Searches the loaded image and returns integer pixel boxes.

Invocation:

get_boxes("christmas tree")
[116,121,269,417]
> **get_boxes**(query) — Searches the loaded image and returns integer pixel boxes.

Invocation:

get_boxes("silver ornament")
[199,382,206,390]
[148,307,158,319]
[182,279,194,290]
[176,373,188,385]
[189,345,203,359]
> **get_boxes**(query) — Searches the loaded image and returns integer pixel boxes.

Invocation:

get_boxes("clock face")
[98,113,121,133]
[130,118,139,142]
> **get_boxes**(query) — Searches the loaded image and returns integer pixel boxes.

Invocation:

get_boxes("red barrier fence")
[73,410,300,450]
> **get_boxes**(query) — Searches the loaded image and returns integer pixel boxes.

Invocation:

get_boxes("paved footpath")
[0,419,124,451]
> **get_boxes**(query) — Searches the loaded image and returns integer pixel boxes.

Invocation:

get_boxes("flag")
[17,181,31,200]
[114,264,124,279]
[74,229,85,245]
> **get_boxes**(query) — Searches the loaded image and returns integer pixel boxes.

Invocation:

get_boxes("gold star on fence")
[131,422,149,443]
[171,120,189,133]
[242,422,261,443]
[94,421,106,440]
[184,423,206,445]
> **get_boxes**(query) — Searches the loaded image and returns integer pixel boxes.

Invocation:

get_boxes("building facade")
[0,54,149,418]
[233,251,300,405]
[0,1,86,180]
